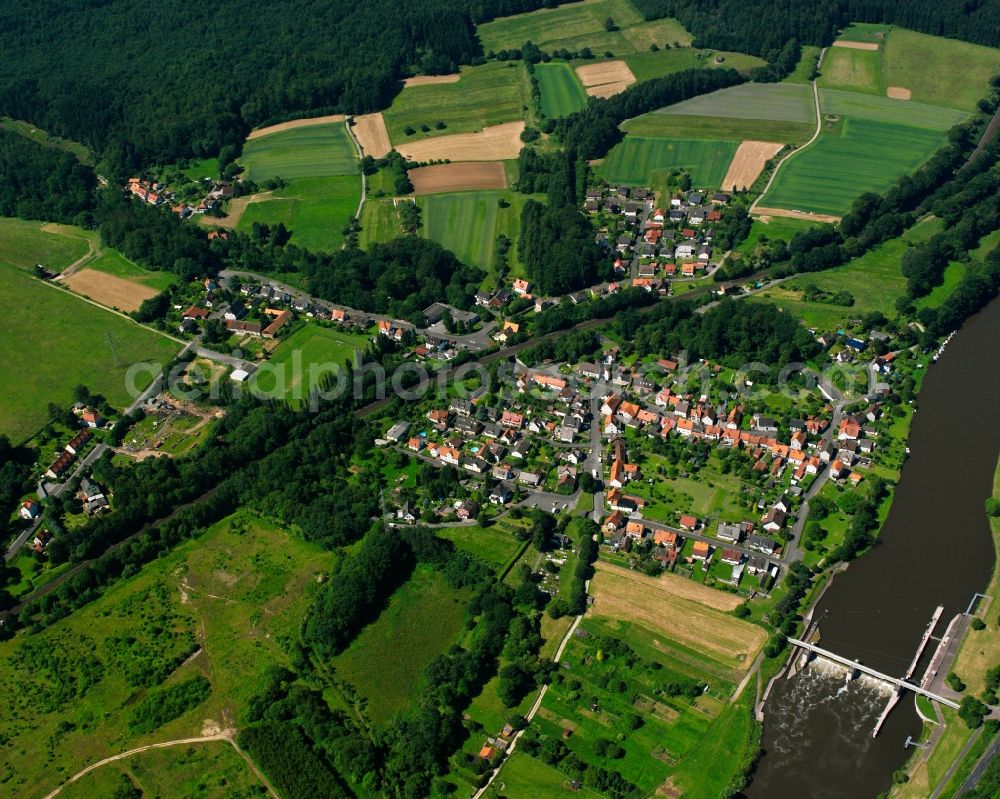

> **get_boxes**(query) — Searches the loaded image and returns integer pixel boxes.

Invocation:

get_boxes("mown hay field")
[598,136,739,187]
[240,121,358,181]
[654,82,816,124]
[536,62,589,117]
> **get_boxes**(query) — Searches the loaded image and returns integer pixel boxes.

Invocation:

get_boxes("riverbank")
[892,454,1000,799]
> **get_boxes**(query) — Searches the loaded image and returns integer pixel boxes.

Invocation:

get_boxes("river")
[745,298,1000,798]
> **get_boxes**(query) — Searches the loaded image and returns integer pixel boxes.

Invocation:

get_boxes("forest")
[0,129,96,223]
[0,0,572,175]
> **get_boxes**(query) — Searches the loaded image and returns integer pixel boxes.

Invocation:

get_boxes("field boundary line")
[344,118,367,227]
[750,48,827,216]
[41,732,281,799]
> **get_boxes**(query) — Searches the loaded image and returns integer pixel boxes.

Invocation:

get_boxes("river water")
[745,298,1000,798]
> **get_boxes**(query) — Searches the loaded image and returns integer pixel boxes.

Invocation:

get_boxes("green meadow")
[250,323,368,404]
[752,216,944,328]
[240,122,358,181]
[835,22,890,45]
[383,62,528,142]
[818,46,884,95]
[819,88,969,130]
[623,47,765,82]
[598,136,739,187]
[535,62,588,117]
[437,523,524,568]
[359,198,406,249]
[0,117,94,164]
[88,250,178,292]
[0,217,90,271]
[783,45,823,84]
[623,113,814,144]
[654,82,816,124]
[238,175,360,252]
[418,190,531,276]
[0,263,180,441]
[331,565,472,726]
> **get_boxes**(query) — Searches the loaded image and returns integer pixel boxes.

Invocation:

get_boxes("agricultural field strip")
[654,83,817,124]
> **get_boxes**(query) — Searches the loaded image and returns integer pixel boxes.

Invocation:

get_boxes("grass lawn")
[0,217,90,271]
[598,136,739,188]
[818,46,884,95]
[0,263,180,442]
[87,250,178,292]
[654,82,816,124]
[437,523,523,568]
[535,62,588,118]
[783,45,822,84]
[751,216,943,328]
[971,229,1000,261]
[882,27,1000,112]
[622,48,765,82]
[836,22,891,45]
[736,217,819,255]
[56,741,266,799]
[237,175,361,252]
[250,323,368,405]
[622,112,814,144]
[915,261,967,311]
[359,198,404,248]
[418,190,532,274]
[240,122,358,181]
[485,753,602,798]
[0,512,329,799]
[383,62,527,144]
[332,565,471,726]
[761,117,948,216]
[181,156,219,182]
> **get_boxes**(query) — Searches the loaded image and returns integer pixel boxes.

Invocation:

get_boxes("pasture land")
[237,175,361,252]
[56,742,266,799]
[484,754,602,798]
[817,46,883,95]
[395,121,525,162]
[598,136,739,188]
[351,112,391,158]
[590,562,765,670]
[751,216,944,328]
[882,27,1000,111]
[760,117,946,216]
[86,250,178,292]
[409,162,507,194]
[332,565,471,726]
[239,121,358,181]
[0,263,180,441]
[819,88,969,130]
[654,82,816,124]
[0,512,329,799]
[783,45,823,84]
[0,217,90,271]
[246,113,347,141]
[835,22,890,45]
[721,140,783,191]
[536,62,589,116]
[180,157,219,182]
[418,190,531,272]
[623,47,765,83]
[436,523,523,568]
[383,62,527,144]
[736,216,819,256]
[249,323,367,404]
[623,112,814,144]
[63,268,160,312]
[359,199,406,248]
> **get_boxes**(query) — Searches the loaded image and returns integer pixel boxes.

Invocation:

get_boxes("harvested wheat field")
[352,113,391,158]
[247,114,346,141]
[753,206,842,224]
[575,60,636,98]
[63,268,159,312]
[886,86,912,100]
[831,39,879,50]
[403,74,460,87]
[409,162,507,194]
[396,121,525,162]
[589,562,766,667]
[722,140,783,191]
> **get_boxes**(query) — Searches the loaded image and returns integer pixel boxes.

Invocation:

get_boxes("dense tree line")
[630,0,1000,59]
[0,436,34,544]
[918,243,1000,342]
[0,129,96,223]
[239,722,352,799]
[547,519,598,618]
[0,0,573,175]
[518,200,605,295]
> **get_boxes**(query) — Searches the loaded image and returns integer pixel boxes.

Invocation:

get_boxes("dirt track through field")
[831,39,879,50]
[753,206,842,224]
[722,140,783,191]
[590,562,766,668]
[246,114,346,140]
[576,60,637,98]
[409,162,507,194]
[887,86,912,100]
[353,112,392,158]
[395,121,525,162]
[63,268,159,312]
[403,74,460,87]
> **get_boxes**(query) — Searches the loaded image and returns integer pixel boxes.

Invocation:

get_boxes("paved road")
[640,516,785,570]
[950,729,1000,798]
